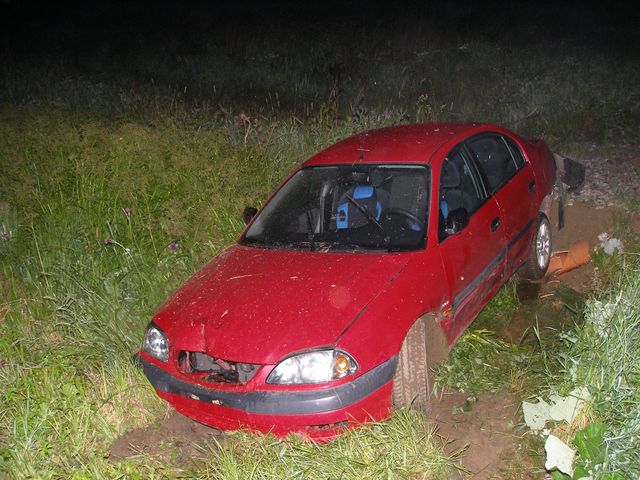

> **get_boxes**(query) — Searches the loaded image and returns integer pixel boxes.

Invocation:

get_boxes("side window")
[504,137,526,169]
[439,149,484,241]
[467,135,518,194]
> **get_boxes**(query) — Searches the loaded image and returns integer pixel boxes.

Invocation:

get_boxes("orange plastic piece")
[548,240,591,277]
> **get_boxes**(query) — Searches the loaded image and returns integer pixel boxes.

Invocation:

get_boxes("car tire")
[519,215,552,280]
[392,314,448,410]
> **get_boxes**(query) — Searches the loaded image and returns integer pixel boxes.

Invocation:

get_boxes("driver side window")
[439,149,484,241]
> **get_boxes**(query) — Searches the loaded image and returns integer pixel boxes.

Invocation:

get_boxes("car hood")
[154,244,411,364]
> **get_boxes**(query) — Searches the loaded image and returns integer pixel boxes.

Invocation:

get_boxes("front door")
[436,147,507,343]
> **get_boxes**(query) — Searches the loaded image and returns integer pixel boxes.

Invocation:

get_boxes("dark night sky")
[2,0,638,58]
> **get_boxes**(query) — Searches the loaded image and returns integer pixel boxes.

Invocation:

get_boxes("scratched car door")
[466,134,537,274]
[436,146,507,342]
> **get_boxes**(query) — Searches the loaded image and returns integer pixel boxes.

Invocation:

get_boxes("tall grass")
[549,258,640,478]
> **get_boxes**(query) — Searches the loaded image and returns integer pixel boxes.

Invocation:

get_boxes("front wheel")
[392,314,449,410]
[519,215,552,280]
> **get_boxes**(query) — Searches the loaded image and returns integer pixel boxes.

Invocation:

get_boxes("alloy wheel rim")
[536,221,551,269]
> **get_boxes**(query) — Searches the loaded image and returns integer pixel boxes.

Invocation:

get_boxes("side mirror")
[445,208,469,235]
[243,206,258,225]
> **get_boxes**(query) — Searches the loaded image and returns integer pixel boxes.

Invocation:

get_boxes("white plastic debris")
[545,434,575,476]
[523,397,552,431]
[598,232,623,256]
[522,388,591,431]
[548,387,590,423]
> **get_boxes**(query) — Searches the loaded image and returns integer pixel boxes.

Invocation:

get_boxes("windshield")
[241,164,430,252]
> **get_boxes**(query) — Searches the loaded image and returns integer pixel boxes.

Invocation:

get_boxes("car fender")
[334,251,448,375]
[524,139,557,199]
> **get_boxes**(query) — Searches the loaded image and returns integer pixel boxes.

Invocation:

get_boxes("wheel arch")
[538,192,553,221]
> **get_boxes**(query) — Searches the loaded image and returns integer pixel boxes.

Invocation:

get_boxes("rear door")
[466,134,537,274]
[436,146,507,343]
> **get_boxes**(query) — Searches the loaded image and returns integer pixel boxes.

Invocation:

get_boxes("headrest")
[369,169,384,187]
[353,185,374,200]
[473,138,498,157]
[441,162,461,189]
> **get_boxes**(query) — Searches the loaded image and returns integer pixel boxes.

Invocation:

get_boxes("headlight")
[267,349,358,384]
[142,323,169,362]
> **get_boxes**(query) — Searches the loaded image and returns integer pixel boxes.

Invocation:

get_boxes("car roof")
[302,122,498,167]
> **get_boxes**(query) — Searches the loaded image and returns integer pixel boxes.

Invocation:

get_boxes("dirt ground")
[429,391,527,479]
[110,201,638,477]
[110,411,223,465]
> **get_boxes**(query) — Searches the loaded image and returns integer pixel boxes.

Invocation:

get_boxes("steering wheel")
[383,208,424,229]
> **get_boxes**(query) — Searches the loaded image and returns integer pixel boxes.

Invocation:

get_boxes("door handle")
[528,180,536,192]
[490,217,501,232]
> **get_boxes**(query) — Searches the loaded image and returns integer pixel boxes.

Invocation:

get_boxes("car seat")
[336,184,388,229]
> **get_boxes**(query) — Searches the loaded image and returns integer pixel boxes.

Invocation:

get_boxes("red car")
[138,123,557,440]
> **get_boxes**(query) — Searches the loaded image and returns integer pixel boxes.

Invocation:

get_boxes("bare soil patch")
[109,412,222,464]
[430,390,529,479]
[549,200,638,291]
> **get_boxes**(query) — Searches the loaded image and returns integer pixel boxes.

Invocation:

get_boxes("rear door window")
[466,135,519,194]
[504,137,527,169]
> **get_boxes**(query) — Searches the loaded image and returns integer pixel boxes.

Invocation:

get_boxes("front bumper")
[138,354,397,439]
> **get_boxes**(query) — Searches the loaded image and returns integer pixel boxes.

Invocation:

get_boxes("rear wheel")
[520,215,552,280]
[393,314,448,410]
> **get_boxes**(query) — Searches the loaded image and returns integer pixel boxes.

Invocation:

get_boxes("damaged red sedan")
[138,123,557,439]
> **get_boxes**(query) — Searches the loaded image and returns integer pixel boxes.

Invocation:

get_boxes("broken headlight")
[142,323,169,363]
[267,349,358,385]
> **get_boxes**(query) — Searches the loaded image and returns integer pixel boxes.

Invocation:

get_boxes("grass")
[434,329,546,395]
[540,256,640,479]
[197,409,455,479]
[470,278,520,331]
[3,21,639,144]
[1,21,639,478]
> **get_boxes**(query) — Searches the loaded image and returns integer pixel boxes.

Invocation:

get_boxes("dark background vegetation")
[4,0,639,55]
[2,0,639,139]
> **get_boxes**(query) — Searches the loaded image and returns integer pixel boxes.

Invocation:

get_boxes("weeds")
[523,249,640,479]
[434,329,547,395]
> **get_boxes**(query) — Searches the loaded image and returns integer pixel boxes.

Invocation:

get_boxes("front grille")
[177,351,260,384]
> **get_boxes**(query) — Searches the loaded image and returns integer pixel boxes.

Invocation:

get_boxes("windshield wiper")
[344,194,391,251]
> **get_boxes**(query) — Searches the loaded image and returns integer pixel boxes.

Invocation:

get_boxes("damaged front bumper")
[136,354,397,439]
